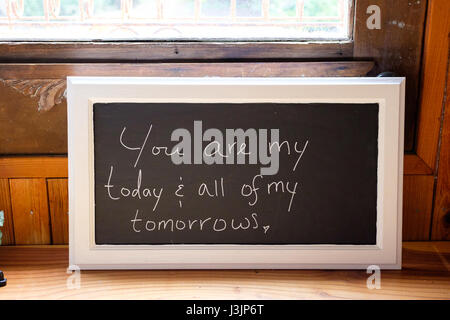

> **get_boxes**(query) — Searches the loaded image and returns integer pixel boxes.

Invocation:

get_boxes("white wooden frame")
[67,77,405,270]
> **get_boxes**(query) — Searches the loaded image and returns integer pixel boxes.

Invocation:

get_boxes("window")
[0,0,352,41]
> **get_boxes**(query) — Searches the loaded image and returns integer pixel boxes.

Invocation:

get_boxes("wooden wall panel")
[403,176,435,241]
[416,0,450,170]
[0,82,68,154]
[0,157,68,178]
[354,0,427,151]
[404,155,433,175]
[9,179,51,245]
[431,63,450,240]
[0,179,15,245]
[47,179,69,244]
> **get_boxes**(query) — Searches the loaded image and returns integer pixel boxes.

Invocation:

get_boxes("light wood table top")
[0,242,449,300]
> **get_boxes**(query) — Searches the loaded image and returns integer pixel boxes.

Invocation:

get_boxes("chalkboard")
[93,102,379,245]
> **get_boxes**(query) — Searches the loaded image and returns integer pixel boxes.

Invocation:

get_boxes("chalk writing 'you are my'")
[119,121,309,176]
[103,122,310,235]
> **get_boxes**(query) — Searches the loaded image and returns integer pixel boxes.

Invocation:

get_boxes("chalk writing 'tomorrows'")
[130,210,271,234]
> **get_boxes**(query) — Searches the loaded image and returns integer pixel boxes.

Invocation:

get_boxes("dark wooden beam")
[0,61,373,79]
[0,41,353,62]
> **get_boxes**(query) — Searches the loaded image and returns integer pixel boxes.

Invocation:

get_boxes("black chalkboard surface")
[93,102,378,245]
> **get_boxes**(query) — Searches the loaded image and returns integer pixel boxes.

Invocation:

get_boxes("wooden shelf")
[0,242,448,299]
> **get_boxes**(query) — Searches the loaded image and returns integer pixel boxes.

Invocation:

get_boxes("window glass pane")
[236,0,262,17]
[0,0,352,40]
[0,1,6,17]
[23,0,44,17]
[304,0,339,16]
[94,0,121,17]
[269,0,296,17]
[131,0,158,19]
[60,0,80,16]
[202,0,230,17]
[166,0,195,18]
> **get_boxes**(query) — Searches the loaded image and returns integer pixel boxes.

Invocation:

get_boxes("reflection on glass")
[165,0,195,18]
[94,0,121,17]
[269,0,296,17]
[304,0,339,17]
[23,0,44,17]
[202,0,231,17]
[132,0,158,19]
[60,0,80,17]
[237,0,262,17]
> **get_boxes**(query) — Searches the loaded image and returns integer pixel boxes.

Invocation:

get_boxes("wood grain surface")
[0,242,448,299]
[0,62,375,79]
[0,179,14,245]
[416,0,450,170]
[403,155,433,175]
[47,179,69,244]
[403,175,435,240]
[354,0,427,151]
[431,49,450,240]
[0,42,353,62]
[0,157,68,178]
[9,179,51,245]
